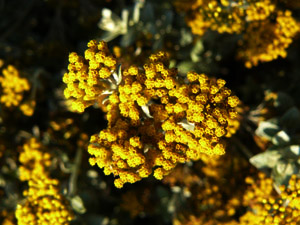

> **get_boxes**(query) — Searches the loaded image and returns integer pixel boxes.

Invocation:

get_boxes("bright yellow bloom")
[75,41,241,188]
[16,138,74,225]
[238,10,299,68]
[63,40,116,112]
[0,65,30,108]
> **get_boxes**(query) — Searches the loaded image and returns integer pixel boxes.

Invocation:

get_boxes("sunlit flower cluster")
[16,138,74,225]
[63,40,117,112]
[238,10,299,68]
[64,40,240,188]
[0,65,30,108]
[178,0,245,36]
[19,100,36,116]
[245,0,275,21]
[167,162,300,225]
[175,0,300,68]
[240,173,300,225]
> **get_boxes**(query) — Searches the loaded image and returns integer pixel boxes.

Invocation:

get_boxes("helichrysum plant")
[16,138,74,225]
[2,0,300,224]
[175,0,300,68]
[63,40,240,188]
[239,173,300,224]
[0,64,35,116]
[0,65,29,107]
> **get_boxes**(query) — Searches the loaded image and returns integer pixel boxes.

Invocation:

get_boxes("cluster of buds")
[16,138,74,225]
[175,0,300,68]
[241,173,300,224]
[0,65,35,116]
[64,40,240,188]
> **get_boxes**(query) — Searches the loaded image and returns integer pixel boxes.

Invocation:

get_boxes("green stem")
[68,147,83,197]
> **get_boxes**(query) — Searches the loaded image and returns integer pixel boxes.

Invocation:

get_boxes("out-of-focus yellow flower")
[245,0,275,21]
[20,100,36,116]
[0,65,30,108]
[174,0,300,68]
[240,173,300,225]
[16,138,74,225]
[238,10,299,68]
[175,0,246,36]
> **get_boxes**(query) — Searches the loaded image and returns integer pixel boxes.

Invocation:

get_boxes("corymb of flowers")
[63,40,240,188]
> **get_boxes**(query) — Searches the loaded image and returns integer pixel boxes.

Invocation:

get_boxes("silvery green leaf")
[250,150,282,169]
[180,28,193,47]
[121,9,129,28]
[100,32,122,43]
[177,61,195,75]
[191,39,204,62]
[178,120,195,131]
[255,121,280,141]
[98,9,121,32]
[272,130,290,146]
[101,90,114,95]
[141,105,152,118]
[98,8,127,41]
[71,195,86,214]
[289,145,300,156]
[132,1,144,23]
[112,64,122,85]
[171,186,181,193]
[0,175,6,187]
[281,145,300,159]
[272,160,298,186]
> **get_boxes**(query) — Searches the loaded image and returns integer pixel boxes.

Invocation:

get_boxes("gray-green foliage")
[250,92,300,186]
[98,0,175,50]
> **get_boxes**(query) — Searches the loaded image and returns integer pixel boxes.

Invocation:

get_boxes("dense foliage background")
[1,0,300,224]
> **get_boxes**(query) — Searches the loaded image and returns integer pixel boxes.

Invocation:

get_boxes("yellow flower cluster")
[240,173,300,225]
[245,0,275,22]
[16,138,73,225]
[66,40,240,188]
[170,163,300,225]
[63,40,117,112]
[175,0,300,68]
[19,100,36,116]
[181,0,245,36]
[0,65,30,108]
[239,10,299,68]
[18,138,52,182]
